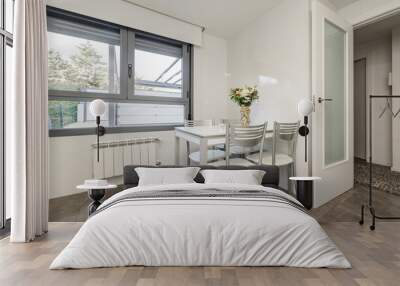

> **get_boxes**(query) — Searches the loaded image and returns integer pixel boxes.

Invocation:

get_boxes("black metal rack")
[359,95,400,230]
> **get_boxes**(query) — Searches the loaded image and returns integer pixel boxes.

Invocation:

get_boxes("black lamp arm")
[299,116,310,162]
[95,116,106,162]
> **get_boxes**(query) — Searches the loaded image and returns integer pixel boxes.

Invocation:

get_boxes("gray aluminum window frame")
[47,7,192,137]
[1,0,14,230]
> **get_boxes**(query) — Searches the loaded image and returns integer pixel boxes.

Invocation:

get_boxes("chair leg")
[289,163,295,196]
[288,164,293,195]
[287,165,291,194]
[186,141,190,166]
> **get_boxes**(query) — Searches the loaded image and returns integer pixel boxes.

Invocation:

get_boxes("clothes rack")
[359,95,400,230]
[378,97,395,118]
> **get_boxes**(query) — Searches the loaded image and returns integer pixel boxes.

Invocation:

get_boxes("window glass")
[5,45,12,102]
[47,18,120,94]
[324,20,346,166]
[5,44,12,220]
[49,100,184,129]
[5,0,14,33]
[116,103,184,125]
[135,38,182,98]
[49,100,112,129]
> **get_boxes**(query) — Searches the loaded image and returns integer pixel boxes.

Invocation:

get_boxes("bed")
[50,165,350,269]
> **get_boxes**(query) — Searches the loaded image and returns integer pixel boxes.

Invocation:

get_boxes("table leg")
[199,138,208,165]
[175,135,180,165]
[295,181,313,210]
[88,189,105,215]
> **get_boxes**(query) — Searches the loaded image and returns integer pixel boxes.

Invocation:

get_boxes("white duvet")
[50,183,351,269]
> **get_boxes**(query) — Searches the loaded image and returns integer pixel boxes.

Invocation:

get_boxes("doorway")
[351,12,400,196]
[354,58,366,160]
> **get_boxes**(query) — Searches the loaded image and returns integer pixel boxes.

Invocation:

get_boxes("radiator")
[91,137,160,179]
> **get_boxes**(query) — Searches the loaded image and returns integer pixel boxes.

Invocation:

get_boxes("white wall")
[46,0,202,45]
[226,0,311,178]
[193,34,229,120]
[50,131,190,198]
[318,0,338,11]
[339,0,400,26]
[354,37,393,166]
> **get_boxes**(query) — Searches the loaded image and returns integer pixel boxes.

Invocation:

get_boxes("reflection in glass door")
[324,20,347,167]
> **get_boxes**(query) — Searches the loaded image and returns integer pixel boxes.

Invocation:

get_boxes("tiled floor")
[354,157,400,195]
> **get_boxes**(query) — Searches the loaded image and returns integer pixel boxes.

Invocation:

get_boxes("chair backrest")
[219,119,241,125]
[271,121,300,165]
[225,122,268,166]
[184,119,214,127]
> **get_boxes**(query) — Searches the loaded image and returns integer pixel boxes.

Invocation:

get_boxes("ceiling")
[331,0,358,10]
[355,13,400,45]
[124,0,359,38]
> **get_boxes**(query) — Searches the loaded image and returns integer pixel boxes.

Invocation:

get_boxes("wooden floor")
[2,185,400,286]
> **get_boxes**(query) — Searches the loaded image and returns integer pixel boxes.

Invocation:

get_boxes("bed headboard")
[123,165,280,189]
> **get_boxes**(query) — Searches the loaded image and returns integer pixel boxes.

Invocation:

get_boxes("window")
[47,8,191,136]
[5,0,13,33]
[1,0,14,230]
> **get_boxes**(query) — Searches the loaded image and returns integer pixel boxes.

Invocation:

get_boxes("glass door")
[0,0,14,230]
[311,1,354,208]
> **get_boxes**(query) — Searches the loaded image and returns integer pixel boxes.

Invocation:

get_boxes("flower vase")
[240,106,250,127]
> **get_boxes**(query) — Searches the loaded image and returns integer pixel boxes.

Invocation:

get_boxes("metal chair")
[213,119,240,151]
[212,122,268,167]
[247,121,300,191]
[184,120,226,165]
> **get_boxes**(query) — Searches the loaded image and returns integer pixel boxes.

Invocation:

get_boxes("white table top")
[77,184,117,190]
[175,126,273,138]
[289,177,322,181]
[175,126,226,138]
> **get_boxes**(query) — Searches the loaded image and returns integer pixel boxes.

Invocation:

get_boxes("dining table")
[174,125,274,165]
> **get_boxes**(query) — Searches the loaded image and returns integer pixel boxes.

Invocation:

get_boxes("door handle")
[318,97,333,103]
[128,64,133,78]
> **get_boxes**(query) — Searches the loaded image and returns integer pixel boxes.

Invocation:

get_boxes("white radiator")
[92,137,160,179]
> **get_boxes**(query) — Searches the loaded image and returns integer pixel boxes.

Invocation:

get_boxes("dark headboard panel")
[123,165,280,189]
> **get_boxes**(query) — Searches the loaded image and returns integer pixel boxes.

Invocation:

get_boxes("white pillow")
[135,167,201,186]
[200,169,266,185]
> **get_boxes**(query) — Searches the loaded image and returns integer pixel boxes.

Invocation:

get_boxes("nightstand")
[77,183,117,215]
[289,177,321,210]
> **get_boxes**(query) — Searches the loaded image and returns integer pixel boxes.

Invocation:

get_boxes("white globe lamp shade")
[297,99,313,116]
[90,99,106,117]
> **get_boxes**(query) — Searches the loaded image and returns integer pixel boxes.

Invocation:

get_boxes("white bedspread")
[50,183,351,269]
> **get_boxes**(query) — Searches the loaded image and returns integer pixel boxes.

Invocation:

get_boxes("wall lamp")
[90,99,106,162]
[297,99,314,162]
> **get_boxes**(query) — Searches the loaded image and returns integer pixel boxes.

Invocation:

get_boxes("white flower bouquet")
[229,86,258,107]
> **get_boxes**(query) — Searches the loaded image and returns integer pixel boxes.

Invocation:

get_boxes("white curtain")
[10,0,49,242]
